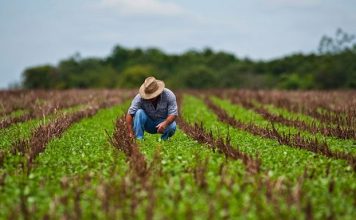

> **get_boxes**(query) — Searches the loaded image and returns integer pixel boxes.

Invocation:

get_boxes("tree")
[318,28,356,55]
[20,29,356,90]
[106,45,131,71]
[179,65,216,88]
[117,65,156,88]
[22,65,57,89]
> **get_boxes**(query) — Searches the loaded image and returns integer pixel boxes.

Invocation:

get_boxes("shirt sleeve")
[127,94,142,115]
[167,91,178,116]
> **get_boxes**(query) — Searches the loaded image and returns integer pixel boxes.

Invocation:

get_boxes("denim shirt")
[128,88,178,120]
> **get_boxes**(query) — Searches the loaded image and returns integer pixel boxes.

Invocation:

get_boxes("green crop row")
[119,125,307,219]
[258,102,322,126]
[0,103,128,219]
[0,105,84,151]
[213,97,356,155]
[0,109,28,121]
[255,100,351,129]
[0,94,355,219]
[182,95,356,219]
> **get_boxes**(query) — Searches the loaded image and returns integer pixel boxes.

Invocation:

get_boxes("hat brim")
[139,80,165,100]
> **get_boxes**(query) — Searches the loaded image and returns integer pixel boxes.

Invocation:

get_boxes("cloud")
[101,0,186,16]
[264,0,322,7]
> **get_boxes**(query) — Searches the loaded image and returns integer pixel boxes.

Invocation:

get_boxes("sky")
[0,0,355,88]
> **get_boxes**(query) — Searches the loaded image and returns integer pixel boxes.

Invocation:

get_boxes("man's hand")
[128,131,135,139]
[156,121,167,133]
[156,115,176,134]
[126,113,135,138]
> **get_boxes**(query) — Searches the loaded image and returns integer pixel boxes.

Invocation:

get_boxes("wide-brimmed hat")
[139,76,165,99]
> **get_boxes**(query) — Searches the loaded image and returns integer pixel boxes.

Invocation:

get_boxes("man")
[126,76,178,140]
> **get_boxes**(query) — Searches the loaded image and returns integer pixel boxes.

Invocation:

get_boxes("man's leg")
[133,109,157,139]
[161,121,177,140]
[133,109,148,140]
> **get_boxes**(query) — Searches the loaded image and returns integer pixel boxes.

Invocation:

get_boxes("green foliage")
[183,95,356,219]
[213,96,356,154]
[318,28,356,55]
[117,65,156,88]
[1,94,356,218]
[0,103,129,219]
[23,65,57,89]
[178,65,216,89]
[278,73,314,90]
[21,29,356,90]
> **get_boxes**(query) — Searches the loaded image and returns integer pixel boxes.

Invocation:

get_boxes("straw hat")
[139,76,165,99]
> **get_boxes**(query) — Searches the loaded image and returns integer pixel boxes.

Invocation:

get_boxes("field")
[0,89,355,219]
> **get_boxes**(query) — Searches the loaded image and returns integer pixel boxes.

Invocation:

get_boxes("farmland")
[0,89,355,219]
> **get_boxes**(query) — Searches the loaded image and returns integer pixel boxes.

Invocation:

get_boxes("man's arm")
[126,94,142,138]
[156,115,176,133]
[156,90,178,133]
[126,113,134,138]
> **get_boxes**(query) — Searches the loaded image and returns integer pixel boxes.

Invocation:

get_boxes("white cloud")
[264,0,322,7]
[101,0,185,16]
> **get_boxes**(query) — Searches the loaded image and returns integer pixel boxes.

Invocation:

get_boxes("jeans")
[133,109,176,140]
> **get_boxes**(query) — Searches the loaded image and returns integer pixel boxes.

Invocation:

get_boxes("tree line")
[22,29,356,90]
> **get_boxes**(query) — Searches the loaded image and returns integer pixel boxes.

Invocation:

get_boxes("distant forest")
[23,29,356,90]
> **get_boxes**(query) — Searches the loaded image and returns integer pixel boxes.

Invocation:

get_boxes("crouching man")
[126,76,178,140]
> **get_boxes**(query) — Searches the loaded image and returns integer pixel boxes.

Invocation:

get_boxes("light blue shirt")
[128,88,178,120]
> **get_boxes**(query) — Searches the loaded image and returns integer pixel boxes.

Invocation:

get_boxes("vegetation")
[0,89,355,219]
[22,29,356,90]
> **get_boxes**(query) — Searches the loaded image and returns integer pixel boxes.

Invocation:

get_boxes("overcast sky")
[0,0,355,88]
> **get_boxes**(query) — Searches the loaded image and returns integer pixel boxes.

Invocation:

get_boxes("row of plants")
[92,94,354,218]
[0,96,128,219]
[0,91,355,219]
[0,90,131,129]
[222,92,355,140]
[209,96,356,162]
[177,99,316,218]
[102,101,308,219]
[1,94,311,219]
[224,90,356,129]
[0,104,83,172]
[0,90,43,116]
[182,95,356,219]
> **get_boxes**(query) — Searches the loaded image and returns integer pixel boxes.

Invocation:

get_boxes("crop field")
[0,89,355,219]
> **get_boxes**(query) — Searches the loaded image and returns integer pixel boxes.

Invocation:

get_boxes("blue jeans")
[133,109,176,140]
